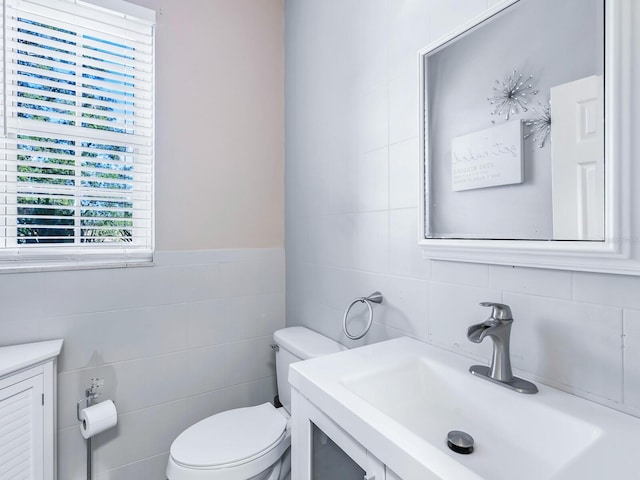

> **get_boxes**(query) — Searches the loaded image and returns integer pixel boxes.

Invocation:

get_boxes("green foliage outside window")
[14,17,137,244]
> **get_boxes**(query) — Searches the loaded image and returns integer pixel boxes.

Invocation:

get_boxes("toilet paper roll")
[79,400,118,439]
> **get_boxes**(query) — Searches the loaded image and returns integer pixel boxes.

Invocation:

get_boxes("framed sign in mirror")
[418,0,640,275]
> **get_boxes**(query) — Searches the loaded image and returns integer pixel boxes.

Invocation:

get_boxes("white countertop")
[0,339,64,379]
[290,337,640,480]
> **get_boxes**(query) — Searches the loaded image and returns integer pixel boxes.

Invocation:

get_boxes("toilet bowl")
[166,403,291,480]
[166,327,346,480]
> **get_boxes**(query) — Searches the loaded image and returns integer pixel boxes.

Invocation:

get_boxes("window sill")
[0,254,154,274]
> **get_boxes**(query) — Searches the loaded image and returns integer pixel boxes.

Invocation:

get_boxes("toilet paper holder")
[76,378,109,480]
[76,378,103,422]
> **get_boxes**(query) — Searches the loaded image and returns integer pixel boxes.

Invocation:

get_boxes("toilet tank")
[273,327,346,413]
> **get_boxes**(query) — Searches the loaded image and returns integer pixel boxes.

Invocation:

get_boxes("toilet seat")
[167,403,291,480]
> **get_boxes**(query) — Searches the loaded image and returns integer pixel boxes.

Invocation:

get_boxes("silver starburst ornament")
[524,101,551,148]
[488,70,539,121]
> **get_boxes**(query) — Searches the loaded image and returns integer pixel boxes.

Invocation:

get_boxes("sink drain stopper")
[447,430,474,454]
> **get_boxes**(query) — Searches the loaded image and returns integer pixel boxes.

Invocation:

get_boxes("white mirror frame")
[418,0,640,275]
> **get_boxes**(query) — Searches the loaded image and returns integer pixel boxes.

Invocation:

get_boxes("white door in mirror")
[551,75,605,240]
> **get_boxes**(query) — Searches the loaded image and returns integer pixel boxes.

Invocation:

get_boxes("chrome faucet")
[467,302,538,394]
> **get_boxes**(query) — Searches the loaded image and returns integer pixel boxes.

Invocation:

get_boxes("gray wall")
[2,249,284,480]
[285,0,640,419]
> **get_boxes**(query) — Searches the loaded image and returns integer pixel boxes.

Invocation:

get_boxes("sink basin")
[342,357,599,480]
[289,337,640,480]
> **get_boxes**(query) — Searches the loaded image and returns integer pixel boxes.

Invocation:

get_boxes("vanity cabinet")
[290,335,640,480]
[0,340,63,480]
[0,370,45,479]
[385,469,401,480]
[291,389,395,480]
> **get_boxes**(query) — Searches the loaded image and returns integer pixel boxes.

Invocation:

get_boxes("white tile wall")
[285,0,640,419]
[389,209,431,280]
[428,0,487,42]
[0,248,285,479]
[355,147,389,212]
[94,453,169,480]
[623,310,640,414]
[504,292,623,401]
[389,0,430,80]
[389,139,420,210]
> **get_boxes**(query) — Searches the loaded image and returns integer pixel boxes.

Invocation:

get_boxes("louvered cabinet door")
[0,375,44,480]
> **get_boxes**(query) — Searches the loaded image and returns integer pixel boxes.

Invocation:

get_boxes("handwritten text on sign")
[451,121,523,192]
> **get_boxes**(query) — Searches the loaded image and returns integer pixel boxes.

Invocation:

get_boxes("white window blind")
[0,0,154,269]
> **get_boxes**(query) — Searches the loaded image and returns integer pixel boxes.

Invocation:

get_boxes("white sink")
[289,337,639,480]
[342,357,599,479]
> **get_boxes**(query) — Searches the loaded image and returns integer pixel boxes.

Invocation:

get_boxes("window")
[0,0,155,270]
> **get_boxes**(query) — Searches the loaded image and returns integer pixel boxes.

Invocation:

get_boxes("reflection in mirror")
[422,0,605,241]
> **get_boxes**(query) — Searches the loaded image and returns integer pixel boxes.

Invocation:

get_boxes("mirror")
[419,0,639,274]
[422,0,604,241]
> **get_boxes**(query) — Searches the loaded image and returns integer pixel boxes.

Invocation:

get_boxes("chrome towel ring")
[342,291,383,340]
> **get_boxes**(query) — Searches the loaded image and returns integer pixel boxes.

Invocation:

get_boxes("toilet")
[166,326,346,480]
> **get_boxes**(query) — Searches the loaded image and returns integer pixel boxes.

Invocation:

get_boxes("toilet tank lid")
[273,327,346,360]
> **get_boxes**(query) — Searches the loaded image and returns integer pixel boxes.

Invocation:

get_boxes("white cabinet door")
[385,467,403,480]
[293,389,403,480]
[0,375,44,480]
[364,453,385,480]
